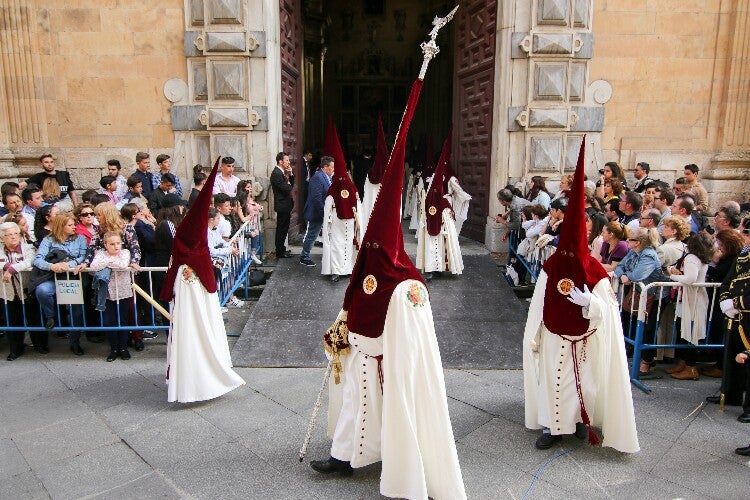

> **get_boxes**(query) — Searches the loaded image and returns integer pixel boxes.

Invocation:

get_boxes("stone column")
[0,0,48,175]
[703,0,750,207]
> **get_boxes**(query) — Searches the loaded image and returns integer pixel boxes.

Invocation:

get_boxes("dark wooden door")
[280,0,304,234]
[452,0,497,242]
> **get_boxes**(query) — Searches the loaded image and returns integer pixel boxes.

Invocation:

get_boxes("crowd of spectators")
[0,152,263,362]
[501,161,750,383]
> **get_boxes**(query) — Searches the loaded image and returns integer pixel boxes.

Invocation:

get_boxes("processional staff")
[298,4,460,463]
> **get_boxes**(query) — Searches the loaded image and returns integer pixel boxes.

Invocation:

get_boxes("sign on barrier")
[55,279,84,305]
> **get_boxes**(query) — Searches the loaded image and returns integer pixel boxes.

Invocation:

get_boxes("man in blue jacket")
[299,156,334,267]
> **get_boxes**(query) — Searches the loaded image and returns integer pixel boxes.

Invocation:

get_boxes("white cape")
[166,265,245,403]
[361,180,381,236]
[523,271,639,453]
[446,177,472,235]
[327,280,466,499]
[416,198,464,274]
[322,195,362,276]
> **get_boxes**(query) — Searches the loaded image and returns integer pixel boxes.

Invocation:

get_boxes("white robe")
[416,189,464,275]
[523,271,639,453]
[166,265,245,403]
[403,175,418,220]
[326,280,466,499]
[408,182,424,232]
[446,177,472,235]
[361,180,381,236]
[321,196,362,276]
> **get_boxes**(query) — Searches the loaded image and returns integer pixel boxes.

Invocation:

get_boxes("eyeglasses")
[80,212,94,217]
[627,238,640,242]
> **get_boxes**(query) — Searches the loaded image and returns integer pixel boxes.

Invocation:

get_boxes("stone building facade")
[0,0,747,249]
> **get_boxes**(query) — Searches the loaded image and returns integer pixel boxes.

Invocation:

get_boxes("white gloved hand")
[567,285,592,308]
[720,299,735,314]
[725,308,739,319]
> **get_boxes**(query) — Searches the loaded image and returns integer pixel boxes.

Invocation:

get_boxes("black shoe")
[574,422,587,440]
[535,433,562,450]
[120,349,131,360]
[45,317,55,330]
[299,257,316,267]
[7,352,19,361]
[423,272,433,281]
[331,274,340,282]
[141,330,158,340]
[706,395,742,406]
[284,250,293,258]
[34,346,49,355]
[134,340,145,352]
[736,445,750,456]
[70,343,84,356]
[106,350,119,362]
[310,457,353,476]
[737,413,750,423]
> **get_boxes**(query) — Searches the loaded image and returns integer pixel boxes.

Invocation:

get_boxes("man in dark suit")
[299,156,334,266]
[271,151,295,258]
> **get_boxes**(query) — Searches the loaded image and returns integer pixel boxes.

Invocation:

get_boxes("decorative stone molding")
[163,78,189,104]
[513,32,588,58]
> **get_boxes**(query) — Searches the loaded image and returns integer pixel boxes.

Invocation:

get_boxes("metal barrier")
[0,267,169,333]
[506,229,553,282]
[621,280,722,393]
[215,220,265,306]
[0,221,266,336]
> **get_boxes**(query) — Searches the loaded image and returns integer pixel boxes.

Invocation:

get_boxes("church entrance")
[289,0,496,241]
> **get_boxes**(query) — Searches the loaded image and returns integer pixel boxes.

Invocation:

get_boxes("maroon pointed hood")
[425,128,453,236]
[542,137,609,337]
[324,117,358,219]
[367,114,389,184]
[160,157,220,301]
[343,79,426,338]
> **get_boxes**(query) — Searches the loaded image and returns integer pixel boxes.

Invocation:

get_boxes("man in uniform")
[523,139,639,453]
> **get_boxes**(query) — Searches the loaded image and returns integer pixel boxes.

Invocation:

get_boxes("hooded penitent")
[541,138,609,337]
[324,117,358,220]
[540,137,609,444]
[343,80,426,339]
[160,157,221,302]
[367,114,389,185]
[425,128,453,237]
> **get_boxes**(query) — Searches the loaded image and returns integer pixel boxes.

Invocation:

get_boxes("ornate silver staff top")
[419,5,459,79]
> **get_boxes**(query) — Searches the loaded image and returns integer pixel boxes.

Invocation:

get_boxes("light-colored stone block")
[530,135,563,171]
[213,134,248,171]
[533,63,566,101]
[209,108,249,127]
[532,33,573,54]
[206,32,247,52]
[211,60,246,100]
[529,108,568,128]
[207,0,243,25]
[537,0,569,26]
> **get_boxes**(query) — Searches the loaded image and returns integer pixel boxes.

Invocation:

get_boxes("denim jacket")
[614,247,664,295]
[33,235,88,271]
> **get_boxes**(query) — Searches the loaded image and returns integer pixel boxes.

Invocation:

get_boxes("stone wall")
[590,0,750,205]
[0,0,188,188]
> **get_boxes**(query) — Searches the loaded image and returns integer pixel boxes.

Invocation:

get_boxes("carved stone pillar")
[703,0,750,207]
[0,0,48,174]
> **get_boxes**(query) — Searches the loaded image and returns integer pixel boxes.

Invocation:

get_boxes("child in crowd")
[88,231,133,362]
[207,207,243,309]
[237,179,263,264]
[99,175,120,205]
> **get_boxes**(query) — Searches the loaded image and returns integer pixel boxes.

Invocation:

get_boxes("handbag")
[247,268,266,287]
[622,286,655,314]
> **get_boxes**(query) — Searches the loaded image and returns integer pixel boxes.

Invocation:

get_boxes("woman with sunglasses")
[73,203,98,245]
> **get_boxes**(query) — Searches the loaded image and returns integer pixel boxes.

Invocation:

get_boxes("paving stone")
[650,443,750,498]
[0,365,69,405]
[88,471,184,499]
[447,397,494,440]
[99,383,175,435]
[192,386,297,438]
[458,416,545,472]
[42,354,137,390]
[0,470,48,500]
[444,369,526,424]
[237,412,383,499]
[0,390,90,434]
[36,441,151,499]
[240,367,330,414]
[0,437,30,479]
[158,440,311,500]
[606,476,708,500]
[73,372,162,411]
[120,408,231,469]
[12,413,119,469]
